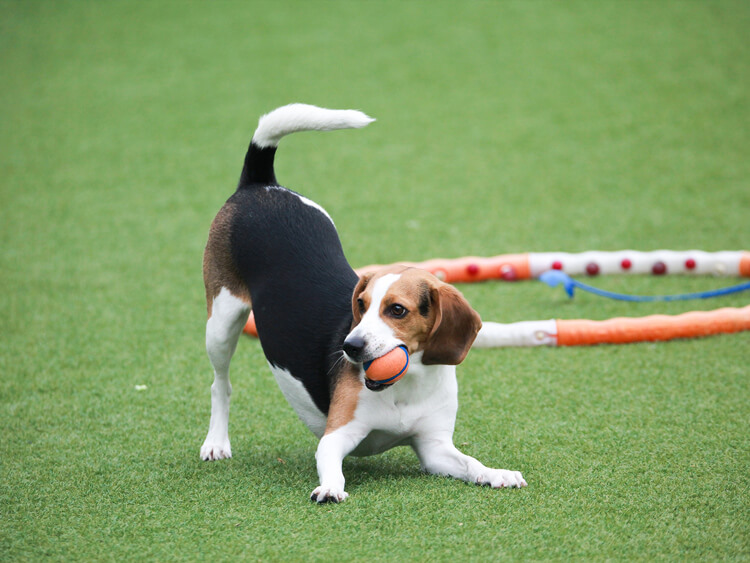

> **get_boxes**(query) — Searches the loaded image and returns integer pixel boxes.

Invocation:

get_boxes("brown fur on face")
[351,266,482,365]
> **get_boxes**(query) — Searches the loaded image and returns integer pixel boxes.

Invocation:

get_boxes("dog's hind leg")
[201,287,250,461]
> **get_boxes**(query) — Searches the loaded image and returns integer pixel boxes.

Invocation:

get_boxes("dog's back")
[203,104,374,414]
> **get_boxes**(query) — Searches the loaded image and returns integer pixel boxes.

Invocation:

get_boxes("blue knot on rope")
[539,270,750,302]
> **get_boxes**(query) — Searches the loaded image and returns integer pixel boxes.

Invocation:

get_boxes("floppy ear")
[350,273,374,328]
[421,283,482,366]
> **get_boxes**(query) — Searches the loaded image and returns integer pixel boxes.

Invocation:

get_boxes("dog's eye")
[389,304,408,318]
[357,298,366,314]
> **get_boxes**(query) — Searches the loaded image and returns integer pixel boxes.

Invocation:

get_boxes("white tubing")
[529,250,744,277]
[474,320,558,348]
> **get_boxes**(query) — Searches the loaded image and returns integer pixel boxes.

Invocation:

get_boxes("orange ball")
[363,345,409,384]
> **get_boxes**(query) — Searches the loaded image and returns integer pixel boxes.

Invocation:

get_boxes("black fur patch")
[418,283,431,317]
[238,143,278,187]
[228,185,358,414]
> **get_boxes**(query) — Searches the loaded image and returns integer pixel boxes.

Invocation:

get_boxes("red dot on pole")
[685,258,696,270]
[466,264,480,276]
[652,261,667,275]
[621,258,632,270]
[500,264,518,281]
[551,261,563,270]
[586,262,600,276]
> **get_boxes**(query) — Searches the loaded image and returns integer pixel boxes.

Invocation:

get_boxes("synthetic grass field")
[2,1,749,560]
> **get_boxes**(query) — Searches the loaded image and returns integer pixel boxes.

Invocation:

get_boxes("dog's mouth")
[364,378,393,392]
[343,353,393,391]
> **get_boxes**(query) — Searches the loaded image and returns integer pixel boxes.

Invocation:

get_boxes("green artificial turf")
[1,1,749,560]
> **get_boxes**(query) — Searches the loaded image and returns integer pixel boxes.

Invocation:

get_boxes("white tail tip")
[252,103,375,148]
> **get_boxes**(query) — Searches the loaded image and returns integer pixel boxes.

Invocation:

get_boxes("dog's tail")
[238,104,375,187]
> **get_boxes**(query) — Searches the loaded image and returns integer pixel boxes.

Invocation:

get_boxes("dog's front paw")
[479,469,527,489]
[200,438,232,461]
[310,485,349,504]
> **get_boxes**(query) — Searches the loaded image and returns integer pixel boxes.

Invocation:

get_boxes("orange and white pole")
[474,305,750,348]
[244,250,750,339]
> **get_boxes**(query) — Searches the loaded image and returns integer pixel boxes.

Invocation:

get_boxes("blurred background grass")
[1,1,748,560]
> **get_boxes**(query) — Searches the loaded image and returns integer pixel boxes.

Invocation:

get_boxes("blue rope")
[539,270,750,302]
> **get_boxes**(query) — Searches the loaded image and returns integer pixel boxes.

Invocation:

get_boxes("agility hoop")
[356,250,750,283]
[242,249,750,346]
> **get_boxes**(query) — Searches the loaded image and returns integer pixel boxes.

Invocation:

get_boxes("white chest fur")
[269,357,459,458]
[350,358,460,456]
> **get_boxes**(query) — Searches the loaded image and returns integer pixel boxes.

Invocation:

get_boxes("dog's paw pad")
[310,486,349,504]
[200,440,232,461]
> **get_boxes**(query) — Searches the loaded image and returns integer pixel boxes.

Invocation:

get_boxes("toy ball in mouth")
[363,345,409,384]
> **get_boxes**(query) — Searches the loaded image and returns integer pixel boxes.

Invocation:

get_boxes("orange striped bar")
[245,313,258,337]
[555,305,750,346]
[741,252,750,277]
[356,254,532,283]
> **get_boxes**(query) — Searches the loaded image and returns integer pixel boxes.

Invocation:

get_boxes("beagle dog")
[201,104,527,502]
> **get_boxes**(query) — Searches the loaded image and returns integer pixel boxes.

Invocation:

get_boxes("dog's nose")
[343,335,366,361]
